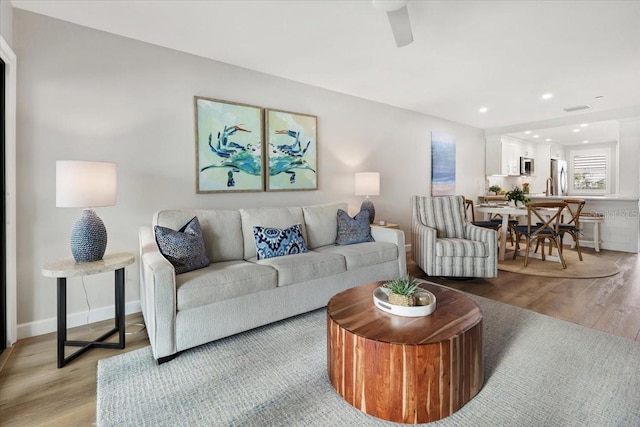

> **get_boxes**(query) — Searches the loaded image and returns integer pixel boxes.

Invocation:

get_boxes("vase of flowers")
[506,186,531,206]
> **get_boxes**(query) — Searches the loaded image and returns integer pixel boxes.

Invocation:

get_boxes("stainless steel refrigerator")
[550,159,568,196]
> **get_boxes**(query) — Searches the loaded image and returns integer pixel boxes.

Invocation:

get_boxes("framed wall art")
[265,109,317,191]
[195,96,264,193]
[431,131,456,196]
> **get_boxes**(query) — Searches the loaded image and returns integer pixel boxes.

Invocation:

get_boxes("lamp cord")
[80,277,146,335]
[81,276,94,331]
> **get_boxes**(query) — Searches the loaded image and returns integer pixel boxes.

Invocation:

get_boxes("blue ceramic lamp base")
[70,209,107,263]
[360,198,376,224]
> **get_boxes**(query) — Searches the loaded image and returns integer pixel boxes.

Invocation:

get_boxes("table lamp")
[56,161,117,263]
[355,172,380,224]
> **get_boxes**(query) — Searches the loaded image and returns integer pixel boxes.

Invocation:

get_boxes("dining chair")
[478,196,518,244]
[559,199,586,261]
[464,199,502,232]
[512,201,568,269]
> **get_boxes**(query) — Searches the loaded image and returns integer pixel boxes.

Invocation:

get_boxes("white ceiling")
[10,0,640,138]
[506,119,620,147]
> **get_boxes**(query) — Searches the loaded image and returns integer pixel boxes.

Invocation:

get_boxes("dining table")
[475,204,562,263]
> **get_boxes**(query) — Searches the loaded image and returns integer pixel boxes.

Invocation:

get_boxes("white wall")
[0,0,12,45]
[618,118,640,197]
[13,10,486,337]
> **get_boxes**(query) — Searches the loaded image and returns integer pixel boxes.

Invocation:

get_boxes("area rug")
[97,294,640,427]
[498,246,619,278]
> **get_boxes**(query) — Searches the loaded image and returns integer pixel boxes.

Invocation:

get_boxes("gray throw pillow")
[335,209,375,245]
[154,216,210,274]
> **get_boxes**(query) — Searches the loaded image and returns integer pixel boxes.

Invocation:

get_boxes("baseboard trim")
[17,300,141,340]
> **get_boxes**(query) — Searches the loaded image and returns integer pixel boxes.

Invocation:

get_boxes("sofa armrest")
[410,222,437,275]
[139,226,177,360]
[370,227,407,275]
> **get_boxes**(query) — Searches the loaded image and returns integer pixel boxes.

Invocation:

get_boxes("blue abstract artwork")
[431,132,455,196]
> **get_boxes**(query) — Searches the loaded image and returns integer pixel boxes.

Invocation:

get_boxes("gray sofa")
[139,202,406,363]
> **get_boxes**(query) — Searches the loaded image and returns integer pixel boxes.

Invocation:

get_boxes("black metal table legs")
[56,268,126,368]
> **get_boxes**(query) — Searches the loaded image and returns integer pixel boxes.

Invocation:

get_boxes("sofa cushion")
[154,209,243,263]
[175,260,277,311]
[250,251,346,287]
[154,217,210,274]
[253,224,308,260]
[335,209,374,245]
[240,206,306,260]
[313,241,398,270]
[435,238,489,257]
[302,202,347,249]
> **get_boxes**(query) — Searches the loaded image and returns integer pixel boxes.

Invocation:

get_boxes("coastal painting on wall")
[194,96,264,193]
[266,109,317,191]
[431,131,456,196]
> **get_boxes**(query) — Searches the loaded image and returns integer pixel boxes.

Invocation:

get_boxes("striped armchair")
[411,195,497,278]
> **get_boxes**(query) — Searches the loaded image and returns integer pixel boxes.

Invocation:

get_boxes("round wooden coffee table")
[327,281,483,423]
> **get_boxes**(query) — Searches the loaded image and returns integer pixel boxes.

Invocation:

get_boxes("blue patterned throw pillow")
[154,216,210,274]
[253,224,308,260]
[335,209,375,246]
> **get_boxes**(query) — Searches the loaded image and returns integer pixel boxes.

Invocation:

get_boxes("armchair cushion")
[436,238,490,257]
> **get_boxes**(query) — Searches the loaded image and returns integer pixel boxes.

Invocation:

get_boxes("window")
[573,153,606,190]
[569,145,614,195]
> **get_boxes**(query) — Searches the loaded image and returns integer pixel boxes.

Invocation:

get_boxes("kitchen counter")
[528,194,639,202]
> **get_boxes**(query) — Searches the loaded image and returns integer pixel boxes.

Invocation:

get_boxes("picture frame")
[194,96,264,193]
[431,131,456,196]
[265,109,318,191]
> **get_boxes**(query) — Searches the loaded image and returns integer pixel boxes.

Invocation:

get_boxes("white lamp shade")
[355,172,380,197]
[56,161,117,208]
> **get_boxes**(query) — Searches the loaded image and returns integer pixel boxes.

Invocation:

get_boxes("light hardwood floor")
[1,248,639,426]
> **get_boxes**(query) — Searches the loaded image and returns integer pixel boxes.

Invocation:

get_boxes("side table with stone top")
[42,252,135,368]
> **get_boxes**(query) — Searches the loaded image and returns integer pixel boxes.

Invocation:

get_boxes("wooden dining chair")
[478,195,518,244]
[512,201,568,269]
[464,199,502,232]
[559,199,586,261]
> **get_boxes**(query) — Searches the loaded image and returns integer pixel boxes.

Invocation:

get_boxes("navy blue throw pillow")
[335,209,375,245]
[253,224,308,260]
[154,216,210,274]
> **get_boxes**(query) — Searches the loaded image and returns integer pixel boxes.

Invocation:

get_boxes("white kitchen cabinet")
[486,136,522,176]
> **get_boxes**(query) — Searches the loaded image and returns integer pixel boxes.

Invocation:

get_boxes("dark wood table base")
[327,281,483,423]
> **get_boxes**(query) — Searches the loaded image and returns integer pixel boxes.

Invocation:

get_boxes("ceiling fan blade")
[387,5,413,47]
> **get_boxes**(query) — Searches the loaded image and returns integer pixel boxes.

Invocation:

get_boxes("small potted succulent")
[506,186,531,206]
[384,276,420,307]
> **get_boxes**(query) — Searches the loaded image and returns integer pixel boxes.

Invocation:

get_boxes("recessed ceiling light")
[583,140,589,143]
[541,93,553,100]
[545,138,551,142]
[573,129,580,133]
[479,107,488,113]
[533,135,540,138]
[580,123,589,127]
[524,130,532,134]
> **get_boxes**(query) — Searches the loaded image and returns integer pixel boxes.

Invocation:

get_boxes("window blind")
[573,153,607,190]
